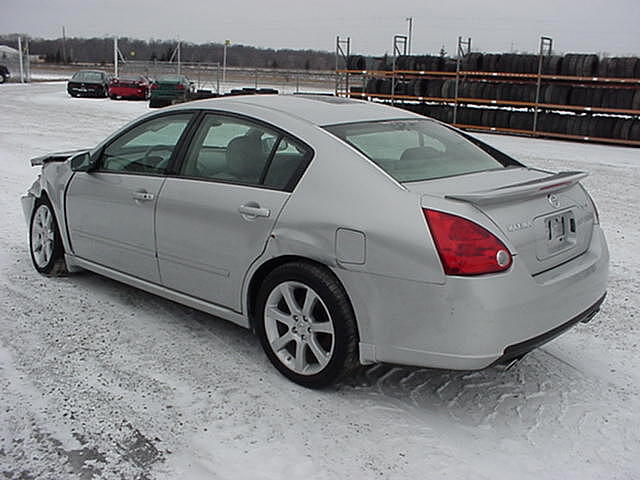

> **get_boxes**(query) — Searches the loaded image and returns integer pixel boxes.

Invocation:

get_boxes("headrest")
[226,135,264,181]
[400,146,441,161]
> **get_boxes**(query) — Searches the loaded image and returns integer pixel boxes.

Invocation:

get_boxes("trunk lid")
[155,81,183,92]
[408,167,596,275]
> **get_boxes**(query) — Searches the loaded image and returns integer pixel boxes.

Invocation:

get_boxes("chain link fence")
[115,60,335,94]
[0,42,31,83]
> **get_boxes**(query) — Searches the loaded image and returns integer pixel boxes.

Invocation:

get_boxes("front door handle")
[132,191,154,202]
[238,203,271,219]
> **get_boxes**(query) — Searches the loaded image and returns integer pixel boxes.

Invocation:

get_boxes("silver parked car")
[22,95,608,387]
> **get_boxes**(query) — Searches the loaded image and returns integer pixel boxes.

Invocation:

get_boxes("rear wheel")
[29,198,67,276]
[255,262,358,388]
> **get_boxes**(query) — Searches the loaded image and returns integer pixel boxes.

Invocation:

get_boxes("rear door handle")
[132,191,154,202]
[238,203,271,218]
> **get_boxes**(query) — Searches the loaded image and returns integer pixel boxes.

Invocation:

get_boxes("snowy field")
[0,82,639,480]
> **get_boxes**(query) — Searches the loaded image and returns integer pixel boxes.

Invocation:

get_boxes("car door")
[155,113,312,311]
[66,112,195,282]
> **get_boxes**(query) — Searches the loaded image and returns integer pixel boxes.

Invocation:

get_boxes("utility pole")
[18,36,24,83]
[223,39,230,83]
[406,17,413,55]
[114,37,118,77]
[62,26,67,63]
[177,40,181,75]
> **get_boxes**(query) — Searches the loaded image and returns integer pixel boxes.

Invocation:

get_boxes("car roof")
[177,94,421,126]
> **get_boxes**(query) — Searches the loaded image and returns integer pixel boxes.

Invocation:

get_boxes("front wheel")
[255,262,358,388]
[29,198,67,276]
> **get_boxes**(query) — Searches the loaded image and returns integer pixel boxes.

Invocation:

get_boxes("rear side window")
[325,119,513,182]
[263,138,309,190]
[180,114,311,191]
[72,71,104,82]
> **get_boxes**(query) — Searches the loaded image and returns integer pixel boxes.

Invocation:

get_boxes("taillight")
[151,83,158,90]
[423,209,512,276]
[176,83,185,90]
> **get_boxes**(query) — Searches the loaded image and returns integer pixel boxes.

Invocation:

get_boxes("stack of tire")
[348,53,640,78]
[407,106,640,142]
[394,55,458,72]
[355,52,640,144]
[389,78,640,111]
[536,113,640,141]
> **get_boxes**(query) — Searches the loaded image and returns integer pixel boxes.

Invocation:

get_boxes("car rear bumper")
[490,292,606,367]
[109,86,147,98]
[150,91,188,101]
[68,84,105,96]
[338,225,609,370]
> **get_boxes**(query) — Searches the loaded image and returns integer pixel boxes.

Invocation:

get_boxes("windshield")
[72,71,104,81]
[325,119,514,182]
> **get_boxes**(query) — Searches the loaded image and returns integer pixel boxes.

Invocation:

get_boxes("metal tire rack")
[336,36,640,147]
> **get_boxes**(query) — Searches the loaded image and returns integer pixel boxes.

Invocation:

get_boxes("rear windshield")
[117,75,144,81]
[157,75,184,82]
[325,119,512,182]
[72,71,104,81]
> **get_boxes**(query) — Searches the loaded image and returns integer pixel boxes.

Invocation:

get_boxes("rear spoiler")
[30,148,90,167]
[445,171,588,205]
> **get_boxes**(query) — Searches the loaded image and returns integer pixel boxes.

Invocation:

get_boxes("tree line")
[0,35,337,70]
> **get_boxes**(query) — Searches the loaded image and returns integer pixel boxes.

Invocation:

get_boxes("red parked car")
[108,74,150,100]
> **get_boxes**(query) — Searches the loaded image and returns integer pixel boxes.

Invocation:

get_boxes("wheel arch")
[245,255,360,344]
[30,168,75,258]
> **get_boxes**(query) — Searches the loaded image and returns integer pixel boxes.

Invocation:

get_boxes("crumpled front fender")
[21,175,42,224]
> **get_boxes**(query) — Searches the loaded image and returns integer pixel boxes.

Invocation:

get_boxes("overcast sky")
[1,0,638,56]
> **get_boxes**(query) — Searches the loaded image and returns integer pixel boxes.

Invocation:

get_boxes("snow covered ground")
[0,82,639,480]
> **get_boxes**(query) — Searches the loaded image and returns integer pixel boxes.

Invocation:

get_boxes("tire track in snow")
[340,349,640,478]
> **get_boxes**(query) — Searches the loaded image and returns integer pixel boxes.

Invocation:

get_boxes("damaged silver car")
[22,95,609,387]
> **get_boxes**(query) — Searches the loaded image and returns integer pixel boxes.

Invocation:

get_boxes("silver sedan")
[22,95,609,387]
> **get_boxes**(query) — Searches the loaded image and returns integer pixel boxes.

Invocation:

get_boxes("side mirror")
[70,152,97,172]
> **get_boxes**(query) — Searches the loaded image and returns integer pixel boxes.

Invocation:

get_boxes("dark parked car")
[67,70,110,98]
[0,64,9,83]
[108,74,150,100]
[149,74,193,108]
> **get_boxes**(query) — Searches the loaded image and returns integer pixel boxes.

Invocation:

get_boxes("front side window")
[325,119,516,182]
[100,114,193,174]
[180,114,310,190]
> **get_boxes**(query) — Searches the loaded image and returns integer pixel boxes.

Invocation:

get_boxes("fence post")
[18,36,25,83]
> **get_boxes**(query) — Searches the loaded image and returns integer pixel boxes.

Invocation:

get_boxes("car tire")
[0,74,6,84]
[29,197,67,276]
[255,262,359,388]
